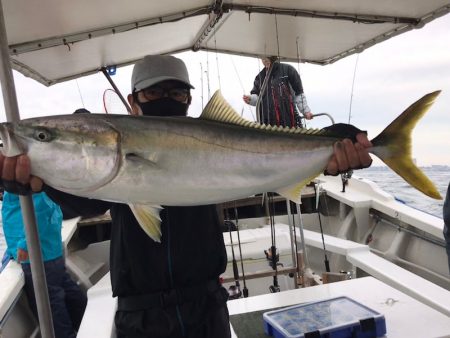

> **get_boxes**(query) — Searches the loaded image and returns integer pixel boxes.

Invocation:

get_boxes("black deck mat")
[229,307,283,338]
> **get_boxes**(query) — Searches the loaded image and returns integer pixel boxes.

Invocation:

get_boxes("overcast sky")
[1,14,450,166]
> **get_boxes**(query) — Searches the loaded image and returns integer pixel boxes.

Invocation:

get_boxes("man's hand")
[242,94,258,106]
[325,133,373,175]
[0,154,43,192]
[304,112,313,120]
[17,248,29,263]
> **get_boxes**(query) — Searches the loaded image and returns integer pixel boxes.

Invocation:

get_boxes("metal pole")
[0,2,55,337]
[20,197,55,337]
[101,67,132,113]
[295,203,310,268]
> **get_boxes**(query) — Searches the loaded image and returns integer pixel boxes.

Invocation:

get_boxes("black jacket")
[444,183,450,242]
[44,186,228,297]
[251,62,304,127]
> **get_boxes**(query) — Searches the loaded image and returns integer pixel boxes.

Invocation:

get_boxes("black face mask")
[137,98,189,117]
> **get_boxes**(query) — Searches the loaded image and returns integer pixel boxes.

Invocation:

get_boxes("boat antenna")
[234,204,249,297]
[348,54,360,124]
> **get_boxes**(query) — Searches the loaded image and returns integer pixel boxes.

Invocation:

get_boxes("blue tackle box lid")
[263,296,386,338]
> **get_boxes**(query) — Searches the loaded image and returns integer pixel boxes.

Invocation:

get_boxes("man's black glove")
[0,179,32,195]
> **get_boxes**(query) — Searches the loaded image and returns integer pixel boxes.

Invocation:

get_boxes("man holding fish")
[0,55,374,337]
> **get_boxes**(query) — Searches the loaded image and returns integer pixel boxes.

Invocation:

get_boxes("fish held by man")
[0,90,442,242]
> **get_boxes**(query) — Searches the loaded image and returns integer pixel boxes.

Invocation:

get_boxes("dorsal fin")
[200,90,327,136]
[200,90,256,127]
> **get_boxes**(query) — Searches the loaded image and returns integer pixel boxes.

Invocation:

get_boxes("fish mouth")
[0,122,25,157]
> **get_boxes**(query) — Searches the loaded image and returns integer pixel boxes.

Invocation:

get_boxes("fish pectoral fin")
[129,204,163,242]
[276,175,319,204]
[276,184,304,204]
[125,153,159,168]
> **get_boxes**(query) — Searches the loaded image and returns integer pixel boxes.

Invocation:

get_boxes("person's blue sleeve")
[16,238,27,252]
[2,192,26,261]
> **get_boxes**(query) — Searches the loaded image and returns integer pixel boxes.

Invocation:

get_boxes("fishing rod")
[101,66,131,113]
[255,61,274,124]
[266,193,281,293]
[314,183,330,272]
[200,62,204,109]
[229,55,255,120]
[233,204,248,298]
[75,79,86,110]
[213,25,222,90]
[205,49,211,100]
[348,54,360,124]
[225,209,242,300]
[286,199,300,289]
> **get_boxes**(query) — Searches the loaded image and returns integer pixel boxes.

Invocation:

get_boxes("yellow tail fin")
[370,91,442,200]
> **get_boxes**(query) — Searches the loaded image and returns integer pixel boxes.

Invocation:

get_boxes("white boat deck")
[77,272,450,338]
[77,224,450,338]
[0,261,23,322]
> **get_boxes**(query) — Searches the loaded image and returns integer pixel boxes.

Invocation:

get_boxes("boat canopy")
[4,0,450,86]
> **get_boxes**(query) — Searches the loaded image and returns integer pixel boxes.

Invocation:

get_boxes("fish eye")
[34,129,53,142]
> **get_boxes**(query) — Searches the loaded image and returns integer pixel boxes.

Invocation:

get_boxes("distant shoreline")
[364,165,450,170]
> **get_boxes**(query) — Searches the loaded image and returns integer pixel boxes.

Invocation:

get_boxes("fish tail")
[370,91,442,199]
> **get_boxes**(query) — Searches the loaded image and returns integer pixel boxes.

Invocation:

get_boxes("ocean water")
[0,167,448,257]
[354,166,449,218]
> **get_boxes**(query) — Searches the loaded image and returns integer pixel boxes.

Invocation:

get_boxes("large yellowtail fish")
[0,91,442,242]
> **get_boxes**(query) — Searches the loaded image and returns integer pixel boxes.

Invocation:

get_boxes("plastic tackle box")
[263,296,386,338]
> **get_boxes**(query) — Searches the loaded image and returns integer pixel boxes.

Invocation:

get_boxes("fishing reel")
[227,285,242,300]
[264,247,283,269]
[340,169,353,192]
[269,285,280,293]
